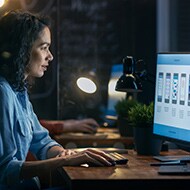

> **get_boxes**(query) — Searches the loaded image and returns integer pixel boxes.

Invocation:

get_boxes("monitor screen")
[153,52,190,147]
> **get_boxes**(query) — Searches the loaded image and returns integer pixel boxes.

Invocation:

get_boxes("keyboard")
[108,152,128,165]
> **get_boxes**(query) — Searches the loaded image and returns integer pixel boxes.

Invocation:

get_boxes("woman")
[0,10,114,189]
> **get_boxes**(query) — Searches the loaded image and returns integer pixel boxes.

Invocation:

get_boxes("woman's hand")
[58,148,115,167]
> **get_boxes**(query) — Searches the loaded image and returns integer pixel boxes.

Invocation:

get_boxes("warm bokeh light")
[0,0,5,7]
[77,77,97,94]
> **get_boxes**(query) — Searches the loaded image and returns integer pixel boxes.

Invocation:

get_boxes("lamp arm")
[136,70,155,84]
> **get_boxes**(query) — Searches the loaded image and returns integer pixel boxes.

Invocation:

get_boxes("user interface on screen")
[153,53,190,144]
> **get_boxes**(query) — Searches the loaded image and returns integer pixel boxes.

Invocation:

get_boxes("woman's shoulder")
[0,77,14,96]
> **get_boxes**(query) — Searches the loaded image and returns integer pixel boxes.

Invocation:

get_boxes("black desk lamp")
[115,56,143,93]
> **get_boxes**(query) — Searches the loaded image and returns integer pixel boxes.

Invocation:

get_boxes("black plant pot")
[133,127,162,156]
[117,116,133,137]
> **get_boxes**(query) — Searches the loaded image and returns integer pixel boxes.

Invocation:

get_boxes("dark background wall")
[58,0,157,122]
[0,0,157,121]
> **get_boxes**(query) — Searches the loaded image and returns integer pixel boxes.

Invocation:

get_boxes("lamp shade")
[77,77,97,94]
[115,73,142,92]
[115,56,142,92]
[76,70,98,94]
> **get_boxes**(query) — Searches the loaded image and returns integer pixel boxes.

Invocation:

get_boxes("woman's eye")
[42,47,47,50]
[41,46,48,50]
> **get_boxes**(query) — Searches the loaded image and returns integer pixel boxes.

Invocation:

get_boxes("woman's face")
[25,26,53,79]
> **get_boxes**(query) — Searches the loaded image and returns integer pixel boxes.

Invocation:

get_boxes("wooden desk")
[53,127,134,149]
[58,149,190,190]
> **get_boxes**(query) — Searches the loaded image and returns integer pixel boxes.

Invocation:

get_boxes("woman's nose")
[47,51,53,62]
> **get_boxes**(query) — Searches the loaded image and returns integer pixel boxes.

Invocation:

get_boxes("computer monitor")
[153,52,190,150]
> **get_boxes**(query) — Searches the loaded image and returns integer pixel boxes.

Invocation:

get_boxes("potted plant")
[128,102,154,128]
[128,102,162,155]
[114,98,138,137]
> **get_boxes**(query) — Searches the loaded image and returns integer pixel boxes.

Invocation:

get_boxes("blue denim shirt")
[0,76,61,186]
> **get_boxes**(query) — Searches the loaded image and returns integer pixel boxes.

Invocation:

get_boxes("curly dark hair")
[0,10,51,91]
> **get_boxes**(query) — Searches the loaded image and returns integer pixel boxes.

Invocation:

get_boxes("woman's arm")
[20,148,114,180]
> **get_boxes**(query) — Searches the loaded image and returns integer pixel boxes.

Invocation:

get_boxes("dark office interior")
[1,0,190,189]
